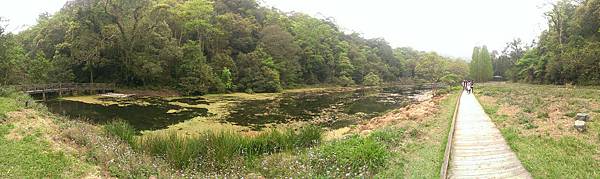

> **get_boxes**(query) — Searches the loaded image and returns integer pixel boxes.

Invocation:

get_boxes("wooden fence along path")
[11,83,115,100]
[442,91,531,178]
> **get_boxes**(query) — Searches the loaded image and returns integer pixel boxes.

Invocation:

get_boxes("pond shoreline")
[44,85,432,136]
[1,86,454,178]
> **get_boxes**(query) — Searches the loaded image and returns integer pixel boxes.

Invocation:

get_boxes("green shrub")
[363,72,382,86]
[0,88,34,119]
[335,75,355,87]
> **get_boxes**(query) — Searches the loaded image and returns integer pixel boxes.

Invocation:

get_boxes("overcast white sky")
[0,0,554,58]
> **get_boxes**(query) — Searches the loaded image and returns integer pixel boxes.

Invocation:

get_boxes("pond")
[42,85,428,131]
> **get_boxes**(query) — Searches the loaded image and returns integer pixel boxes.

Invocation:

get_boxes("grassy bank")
[1,86,458,177]
[0,89,180,178]
[0,89,92,178]
[375,92,458,178]
[105,121,323,171]
[476,83,600,178]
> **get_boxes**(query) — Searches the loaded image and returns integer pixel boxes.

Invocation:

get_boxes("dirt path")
[449,91,531,178]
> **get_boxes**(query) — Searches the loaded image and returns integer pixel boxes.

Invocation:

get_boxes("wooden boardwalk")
[12,83,114,94]
[10,83,115,100]
[447,91,531,178]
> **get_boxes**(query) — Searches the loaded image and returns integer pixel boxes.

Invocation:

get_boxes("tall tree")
[479,46,494,81]
[469,47,480,80]
[469,46,493,82]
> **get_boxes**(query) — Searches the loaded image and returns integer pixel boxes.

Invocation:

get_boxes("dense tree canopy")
[508,0,600,85]
[1,0,468,94]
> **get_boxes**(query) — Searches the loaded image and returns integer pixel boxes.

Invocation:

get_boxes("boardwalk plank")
[448,91,531,179]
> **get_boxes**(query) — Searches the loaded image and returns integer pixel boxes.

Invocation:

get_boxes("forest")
[493,0,600,85]
[0,0,468,95]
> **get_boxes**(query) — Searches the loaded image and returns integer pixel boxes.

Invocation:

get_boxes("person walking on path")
[466,82,472,94]
[469,80,475,94]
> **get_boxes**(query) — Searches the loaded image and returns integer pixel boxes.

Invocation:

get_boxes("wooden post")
[43,84,47,101]
[59,83,63,97]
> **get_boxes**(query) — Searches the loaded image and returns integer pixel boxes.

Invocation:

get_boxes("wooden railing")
[11,83,115,94]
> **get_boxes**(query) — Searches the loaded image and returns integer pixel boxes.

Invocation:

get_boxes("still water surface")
[43,86,427,131]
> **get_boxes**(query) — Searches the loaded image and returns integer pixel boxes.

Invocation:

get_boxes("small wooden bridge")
[11,83,115,100]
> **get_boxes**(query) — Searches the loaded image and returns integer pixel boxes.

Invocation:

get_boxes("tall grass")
[133,125,323,170]
[310,135,388,177]
[104,120,136,146]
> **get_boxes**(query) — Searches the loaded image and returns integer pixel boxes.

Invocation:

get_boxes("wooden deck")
[447,91,531,178]
[10,83,115,100]
[12,83,114,94]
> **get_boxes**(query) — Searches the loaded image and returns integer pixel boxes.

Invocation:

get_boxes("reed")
[311,135,388,177]
[104,120,136,146]
[136,125,323,170]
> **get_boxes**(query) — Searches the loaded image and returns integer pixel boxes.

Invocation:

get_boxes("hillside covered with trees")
[501,0,600,85]
[0,0,468,94]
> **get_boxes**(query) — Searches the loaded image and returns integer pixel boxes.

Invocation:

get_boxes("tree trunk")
[89,61,94,84]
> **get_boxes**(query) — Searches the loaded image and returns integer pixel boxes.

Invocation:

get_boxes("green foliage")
[259,24,302,86]
[363,72,381,86]
[409,52,470,89]
[492,39,527,78]
[104,120,137,146]
[440,74,460,84]
[335,75,355,87]
[0,97,19,120]
[26,54,54,84]
[1,0,472,93]
[416,53,448,83]
[0,88,35,119]
[312,135,388,176]
[507,0,600,85]
[176,41,217,95]
[220,67,234,91]
[137,126,322,170]
[237,48,283,92]
[0,125,74,178]
[0,22,28,85]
